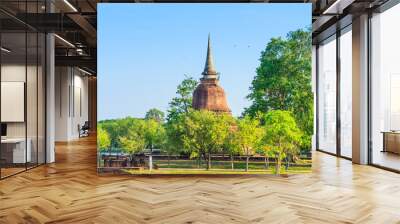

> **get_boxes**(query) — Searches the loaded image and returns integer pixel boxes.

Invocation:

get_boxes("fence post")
[149,155,153,171]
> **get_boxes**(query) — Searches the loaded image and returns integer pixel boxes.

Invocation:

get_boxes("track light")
[63,0,78,12]
[322,0,355,15]
[1,47,11,53]
[78,67,93,76]
[54,34,75,48]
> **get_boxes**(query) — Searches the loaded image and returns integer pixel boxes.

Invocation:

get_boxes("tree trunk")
[130,154,133,167]
[107,147,111,167]
[231,155,234,170]
[275,153,281,175]
[285,156,289,171]
[245,156,249,172]
[202,153,206,169]
[264,156,268,170]
[206,154,209,170]
[207,153,212,170]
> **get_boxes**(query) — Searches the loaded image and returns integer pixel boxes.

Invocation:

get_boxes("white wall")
[55,66,69,141]
[1,65,28,142]
[1,65,40,137]
[55,67,89,141]
[72,72,89,138]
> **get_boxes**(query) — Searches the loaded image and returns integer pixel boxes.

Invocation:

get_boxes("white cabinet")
[1,138,32,163]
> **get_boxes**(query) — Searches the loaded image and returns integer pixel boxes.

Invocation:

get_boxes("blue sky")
[98,3,311,120]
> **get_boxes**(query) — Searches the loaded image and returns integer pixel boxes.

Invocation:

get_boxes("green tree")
[144,119,166,152]
[99,117,141,150]
[223,119,240,170]
[245,28,312,152]
[119,133,145,155]
[119,119,146,156]
[97,126,111,152]
[145,108,165,123]
[261,110,302,175]
[99,120,119,149]
[164,113,186,153]
[255,147,273,170]
[181,110,230,170]
[236,116,264,172]
[166,75,198,122]
[160,132,179,167]
[163,75,198,164]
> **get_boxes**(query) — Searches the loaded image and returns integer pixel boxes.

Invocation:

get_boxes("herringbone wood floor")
[1,136,400,224]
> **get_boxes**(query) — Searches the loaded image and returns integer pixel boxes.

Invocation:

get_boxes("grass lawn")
[100,157,312,175]
[123,166,311,175]
[153,159,311,170]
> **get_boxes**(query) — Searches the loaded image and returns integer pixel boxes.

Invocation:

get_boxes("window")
[339,26,352,158]
[318,35,337,154]
[370,3,400,171]
[0,2,46,179]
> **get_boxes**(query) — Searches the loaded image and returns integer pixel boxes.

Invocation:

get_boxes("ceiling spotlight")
[54,34,75,48]
[63,0,78,12]
[1,47,11,53]
[76,48,85,55]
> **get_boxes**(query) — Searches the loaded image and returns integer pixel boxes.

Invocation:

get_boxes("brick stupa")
[192,35,231,114]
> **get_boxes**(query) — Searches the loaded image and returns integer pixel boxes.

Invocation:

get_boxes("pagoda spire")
[202,34,218,79]
[192,34,231,114]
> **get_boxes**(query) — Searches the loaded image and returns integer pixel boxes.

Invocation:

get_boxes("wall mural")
[97,3,312,175]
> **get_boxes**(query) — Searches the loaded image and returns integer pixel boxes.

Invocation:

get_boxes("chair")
[79,121,90,138]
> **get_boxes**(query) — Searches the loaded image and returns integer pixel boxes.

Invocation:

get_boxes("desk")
[1,138,31,163]
[382,131,400,154]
